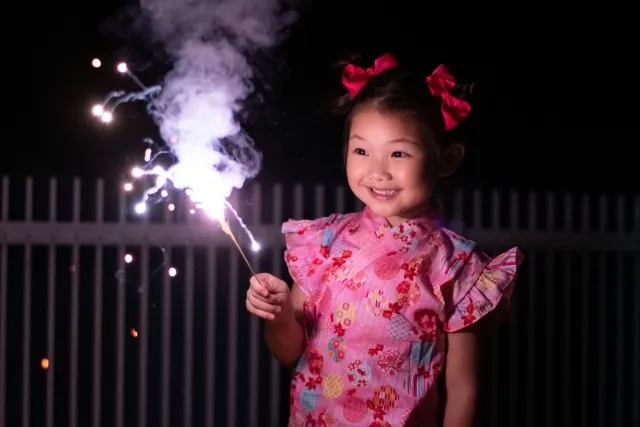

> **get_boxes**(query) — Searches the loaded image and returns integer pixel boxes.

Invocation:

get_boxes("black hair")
[332,55,474,159]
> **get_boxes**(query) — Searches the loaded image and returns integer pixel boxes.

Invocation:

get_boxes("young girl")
[246,53,523,427]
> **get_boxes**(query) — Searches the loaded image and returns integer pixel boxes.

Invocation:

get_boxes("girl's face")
[346,107,435,226]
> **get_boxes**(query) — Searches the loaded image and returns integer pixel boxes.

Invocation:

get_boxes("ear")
[439,142,465,177]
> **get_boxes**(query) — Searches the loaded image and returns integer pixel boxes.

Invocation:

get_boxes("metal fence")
[0,176,638,427]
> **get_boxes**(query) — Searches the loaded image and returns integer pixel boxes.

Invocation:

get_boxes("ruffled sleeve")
[443,247,523,332]
[281,215,341,303]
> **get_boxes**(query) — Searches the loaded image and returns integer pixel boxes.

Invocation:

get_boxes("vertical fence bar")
[481,189,500,425]
[0,177,7,427]
[183,246,194,427]
[248,183,261,427]
[472,189,481,230]
[597,195,607,427]
[227,251,239,427]
[452,189,463,234]
[270,183,283,427]
[228,187,240,427]
[490,190,500,230]
[314,185,325,217]
[544,191,556,427]
[561,192,573,427]
[508,192,519,423]
[633,195,640,427]
[69,178,80,427]
[561,250,572,426]
[115,187,126,427]
[0,243,5,427]
[46,177,58,427]
[335,185,345,214]
[204,246,217,427]
[160,247,172,427]
[632,236,640,427]
[22,177,33,427]
[614,196,624,427]
[509,191,518,230]
[92,179,103,427]
[293,185,303,219]
[525,191,537,427]
[579,194,590,426]
[138,244,150,427]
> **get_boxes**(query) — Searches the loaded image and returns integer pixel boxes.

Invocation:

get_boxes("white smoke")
[140,0,296,207]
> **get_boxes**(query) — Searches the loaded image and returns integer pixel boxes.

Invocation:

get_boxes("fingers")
[251,273,285,294]
[245,299,276,320]
[249,274,270,298]
[246,288,281,321]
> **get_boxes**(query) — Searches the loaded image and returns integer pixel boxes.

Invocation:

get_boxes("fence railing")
[0,176,639,427]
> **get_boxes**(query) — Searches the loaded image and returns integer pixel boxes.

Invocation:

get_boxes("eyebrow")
[349,134,420,145]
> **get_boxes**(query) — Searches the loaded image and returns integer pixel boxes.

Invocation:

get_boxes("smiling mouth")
[368,187,401,199]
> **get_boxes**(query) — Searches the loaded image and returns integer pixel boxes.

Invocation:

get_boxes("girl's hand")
[246,273,292,321]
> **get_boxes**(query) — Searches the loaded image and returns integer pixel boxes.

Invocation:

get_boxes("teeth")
[371,188,398,195]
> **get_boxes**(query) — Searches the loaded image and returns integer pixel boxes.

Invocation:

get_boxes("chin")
[365,202,402,219]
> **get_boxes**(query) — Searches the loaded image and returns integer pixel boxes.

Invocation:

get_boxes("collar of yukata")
[361,205,443,239]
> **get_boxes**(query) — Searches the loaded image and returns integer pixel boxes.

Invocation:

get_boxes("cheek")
[345,156,362,180]
[395,160,430,188]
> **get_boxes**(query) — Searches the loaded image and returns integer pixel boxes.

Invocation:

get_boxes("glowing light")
[91,58,101,68]
[41,358,49,370]
[100,112,113,123]
[92,104,103,116]
[124,254,133,263]
[88,56,266,278]
[130,328,138,338]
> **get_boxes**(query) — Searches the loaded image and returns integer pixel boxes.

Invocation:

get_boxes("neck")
[385,200,437,227]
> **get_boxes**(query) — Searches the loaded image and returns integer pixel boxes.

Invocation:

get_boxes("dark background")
[14,1,636,192]
[2,1,638,427]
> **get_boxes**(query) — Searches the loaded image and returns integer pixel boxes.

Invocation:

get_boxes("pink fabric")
[282,207,523,426]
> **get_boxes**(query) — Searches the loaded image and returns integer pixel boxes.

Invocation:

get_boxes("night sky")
[16,1,637,193]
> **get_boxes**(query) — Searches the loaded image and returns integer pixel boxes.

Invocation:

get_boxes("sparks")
[100,112,113,123]
[92,104,103,116]
[89,56,263,280]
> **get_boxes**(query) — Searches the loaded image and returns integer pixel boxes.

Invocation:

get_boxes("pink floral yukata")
[282,207,523,427]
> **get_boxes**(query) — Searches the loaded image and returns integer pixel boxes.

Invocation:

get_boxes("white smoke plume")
[139,0,296,208]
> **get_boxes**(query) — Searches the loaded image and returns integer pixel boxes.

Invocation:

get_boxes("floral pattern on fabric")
[283,207,523,426]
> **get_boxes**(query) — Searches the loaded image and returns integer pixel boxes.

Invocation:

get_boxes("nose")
[367,157,392,182]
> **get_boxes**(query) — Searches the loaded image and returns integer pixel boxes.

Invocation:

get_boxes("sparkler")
[90,59,261,277]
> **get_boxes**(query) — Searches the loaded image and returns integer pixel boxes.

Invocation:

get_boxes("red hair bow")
[341,53,399,97]
[341,54,471,130]
[425,64,471,130]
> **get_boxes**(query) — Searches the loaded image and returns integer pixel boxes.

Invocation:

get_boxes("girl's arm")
[442,324,481,427]
[264,283,307,368]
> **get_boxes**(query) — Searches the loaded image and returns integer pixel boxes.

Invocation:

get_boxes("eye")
[353,148,367,155]
[391,151,409,158]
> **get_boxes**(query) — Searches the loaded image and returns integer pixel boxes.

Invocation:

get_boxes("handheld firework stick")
[89,59,263,280]
[216,211,260,279]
